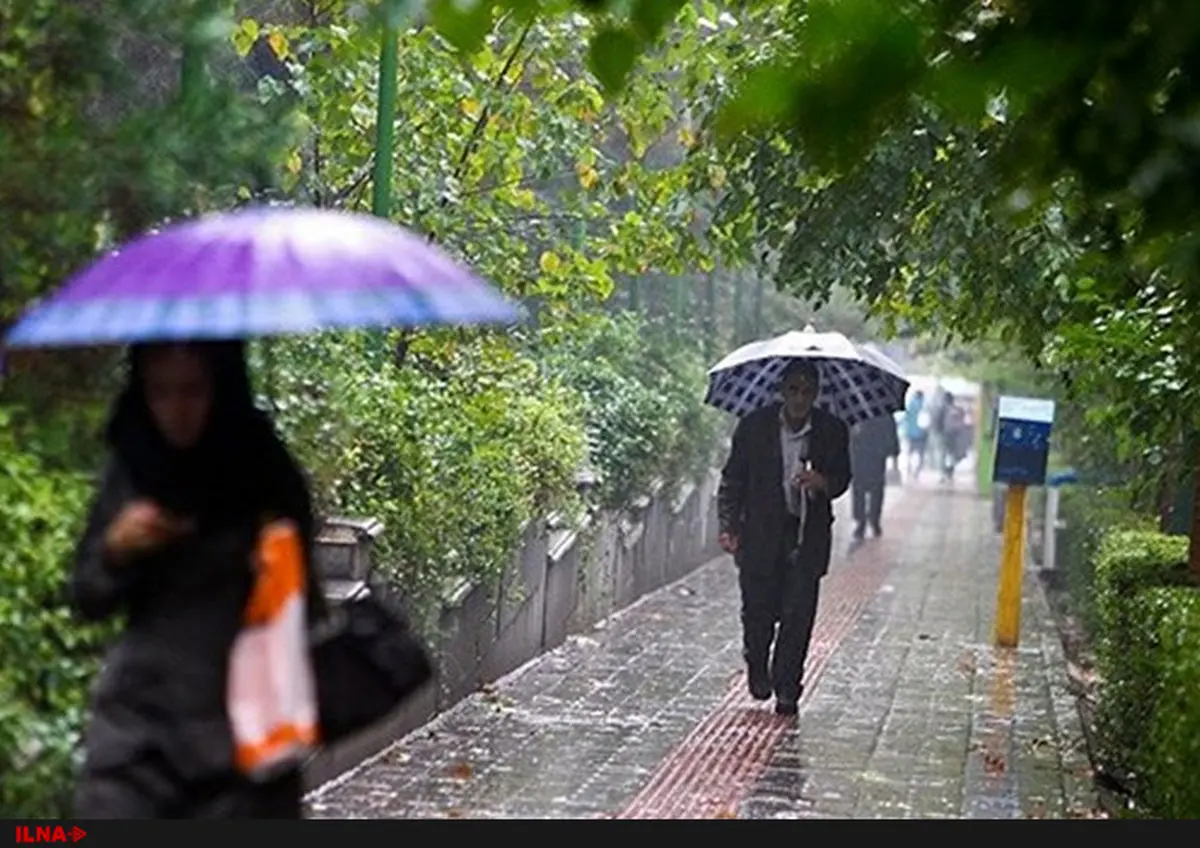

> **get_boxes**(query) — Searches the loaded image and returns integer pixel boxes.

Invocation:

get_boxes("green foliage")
[0,0,296,467]
[1141,588,1200,819]
[258,331,587,629]
[1045,285,1198,505]
[1056,487,1155,637]
[1091,529,1193,811]
[260,8,719,310]
[643,324,725,486]
[704,0,1200,275]
[405,0,1200,354]
[0,0,294,316]
[0,0,748,819]
[535,312,723,508]
[0,409,115,817]
[416,0,692,96]
[692,0,1200,526]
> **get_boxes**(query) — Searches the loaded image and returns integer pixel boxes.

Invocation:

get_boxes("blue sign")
[992,396,1056,486]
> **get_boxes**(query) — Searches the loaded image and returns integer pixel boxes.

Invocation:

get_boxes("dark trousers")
[74,751,303,818]
[737,517,824,703]
[852,478,885,532]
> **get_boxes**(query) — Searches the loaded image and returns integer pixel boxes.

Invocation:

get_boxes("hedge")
[1092,529,1200,817]
[1140,587,1200,818]
[1056,485,1155,636]
[0,410,116,818]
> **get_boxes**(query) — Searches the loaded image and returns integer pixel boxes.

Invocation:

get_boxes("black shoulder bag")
[309,582,435,746]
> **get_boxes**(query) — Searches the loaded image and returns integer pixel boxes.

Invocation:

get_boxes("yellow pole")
[994,483,1027,647]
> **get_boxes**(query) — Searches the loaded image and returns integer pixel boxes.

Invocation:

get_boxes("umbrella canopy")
[3,206,522,349]
[704,329,910,425]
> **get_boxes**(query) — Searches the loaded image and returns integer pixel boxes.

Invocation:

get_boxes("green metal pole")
[367,0,405,364]
[371,0,403,219]
[180,0,224,105]
[671,276,685,337]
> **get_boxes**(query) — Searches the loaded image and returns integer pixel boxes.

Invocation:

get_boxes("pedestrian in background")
[850,413,901,540]
[904,389,930,479]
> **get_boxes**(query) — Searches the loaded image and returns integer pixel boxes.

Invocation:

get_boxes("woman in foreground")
[70,340,324,818]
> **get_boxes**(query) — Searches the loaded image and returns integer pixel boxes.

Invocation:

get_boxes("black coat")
[71,453,325,795]
[850,414,901,487]
[717,404,852,577]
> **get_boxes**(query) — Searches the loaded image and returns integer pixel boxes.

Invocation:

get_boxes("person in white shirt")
[716,360,852,716]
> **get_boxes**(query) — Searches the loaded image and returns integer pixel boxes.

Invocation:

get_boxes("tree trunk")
[704,273,717,360]
[752,267,765,338]
[732,268,745,343]
[1190,442,1200,576]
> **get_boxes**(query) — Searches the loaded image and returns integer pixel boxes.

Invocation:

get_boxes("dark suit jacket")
[850,413,901,486]
[717,404,852,577]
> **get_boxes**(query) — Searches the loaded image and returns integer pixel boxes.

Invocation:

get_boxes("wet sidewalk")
[305,476,1098,819]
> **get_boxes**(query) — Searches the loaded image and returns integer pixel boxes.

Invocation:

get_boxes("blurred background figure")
[903,389,930,479]
[929,385,947,472]
[850,413,901,541]
[937,391,972,484]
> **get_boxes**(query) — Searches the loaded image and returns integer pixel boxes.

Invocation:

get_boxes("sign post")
[992,396,1056,648]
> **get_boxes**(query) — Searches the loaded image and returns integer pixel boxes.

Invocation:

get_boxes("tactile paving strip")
[616,492,926,819]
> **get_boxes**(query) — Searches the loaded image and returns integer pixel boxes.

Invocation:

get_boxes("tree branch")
[426,16,535,241]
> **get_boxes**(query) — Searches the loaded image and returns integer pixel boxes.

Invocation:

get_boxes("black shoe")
[871,523,883,538]
[852,524,865,541]
[747,664,772,701]
[774,699,799,717]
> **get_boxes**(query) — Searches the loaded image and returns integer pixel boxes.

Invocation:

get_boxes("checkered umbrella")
[704,329,910,425]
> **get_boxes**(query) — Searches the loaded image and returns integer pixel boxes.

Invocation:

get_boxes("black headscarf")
[104,340,313,538]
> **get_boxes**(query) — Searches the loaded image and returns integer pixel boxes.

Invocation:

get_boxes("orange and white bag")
[227,520,320,781]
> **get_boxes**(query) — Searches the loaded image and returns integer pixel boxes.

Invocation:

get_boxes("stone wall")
[303,469,725,789]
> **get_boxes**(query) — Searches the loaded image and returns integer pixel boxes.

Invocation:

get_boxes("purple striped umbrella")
[3,206,522,348]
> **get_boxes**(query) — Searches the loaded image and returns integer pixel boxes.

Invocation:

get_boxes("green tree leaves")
[412,0,689,95]
[704,0,1200,510]
[588,25,639,94]
[0,409,116,817]
[260,330,588,628]
[428,0,498,54]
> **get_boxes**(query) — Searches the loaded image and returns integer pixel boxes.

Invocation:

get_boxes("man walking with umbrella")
[716,360,852,716]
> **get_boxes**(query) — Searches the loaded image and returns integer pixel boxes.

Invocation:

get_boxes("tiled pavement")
[734,482,1098,820]
[305,475,1099,819]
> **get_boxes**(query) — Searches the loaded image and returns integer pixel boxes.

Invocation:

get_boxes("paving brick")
[306,473,1099,820]
[734,480,1101,820]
